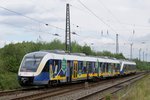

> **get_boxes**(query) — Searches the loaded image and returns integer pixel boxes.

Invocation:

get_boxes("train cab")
[18,51,48,86]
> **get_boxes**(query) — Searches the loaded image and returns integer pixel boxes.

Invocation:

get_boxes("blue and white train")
[18,50,136,86]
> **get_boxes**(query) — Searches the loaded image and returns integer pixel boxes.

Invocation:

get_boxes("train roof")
[25,50,120,64]
[119,60,136,65]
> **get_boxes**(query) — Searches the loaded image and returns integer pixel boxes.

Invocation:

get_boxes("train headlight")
[21,78,29,83]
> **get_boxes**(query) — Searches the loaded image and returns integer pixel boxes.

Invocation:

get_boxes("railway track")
[10,76,133,100]
[46,72,147,100]
[0,76,121,99]
[0,81,86,100]
[77,72,147,100]
[10,80,105,100]
[0,72,146,100]
[0,86,47,97]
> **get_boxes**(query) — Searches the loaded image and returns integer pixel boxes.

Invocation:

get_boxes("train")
[18,50,136,86]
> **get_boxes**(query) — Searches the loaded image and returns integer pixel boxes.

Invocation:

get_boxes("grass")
[111,74,150,100]
[0,72,20,90]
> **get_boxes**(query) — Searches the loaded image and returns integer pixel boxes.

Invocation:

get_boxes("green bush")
[0,72,20,90]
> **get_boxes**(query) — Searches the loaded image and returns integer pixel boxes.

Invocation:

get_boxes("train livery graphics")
[18,51,136,86]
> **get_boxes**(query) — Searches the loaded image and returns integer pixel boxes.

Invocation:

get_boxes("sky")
[0,0,150,61]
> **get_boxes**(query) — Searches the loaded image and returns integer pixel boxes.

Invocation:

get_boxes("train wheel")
[45,81,52,88]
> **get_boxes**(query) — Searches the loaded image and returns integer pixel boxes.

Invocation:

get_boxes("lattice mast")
[65,3,71,53]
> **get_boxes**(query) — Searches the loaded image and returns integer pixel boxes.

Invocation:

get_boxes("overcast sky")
[0,0,150,61]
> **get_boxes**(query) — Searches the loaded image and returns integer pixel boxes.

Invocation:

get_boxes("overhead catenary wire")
[0,1,142,57]
[70,4,116,40]
[0,2,128,46]
[0,5,65,30]
[97,0,150,29]
[70,2,117,40]
[77,0,118,35]
[96,0,129,31]
[97,0,121,23]
[1,1,149,56]
[74,0,150,29]
[0,4,103,42]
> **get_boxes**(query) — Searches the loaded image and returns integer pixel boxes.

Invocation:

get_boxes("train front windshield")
[20,57,42,72]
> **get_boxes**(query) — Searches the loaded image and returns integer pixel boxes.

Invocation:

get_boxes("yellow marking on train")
[51,76,66,80]
[50,72,122,81]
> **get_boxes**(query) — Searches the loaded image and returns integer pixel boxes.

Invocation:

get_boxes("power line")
[0,5,65,30]
[0,19,62,37]
[70,4,93,16]
[95,0,150,30]
[70,3,117,40]
[72,1,150,29]
[77,0,118,34]
[96,0,129,31]
[97,0,121,23]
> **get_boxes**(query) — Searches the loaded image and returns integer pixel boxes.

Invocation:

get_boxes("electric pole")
[143,51,145,61]
[130,29,135,60]
[145,48,148,62]
[130,43,133,60]
[139,48,141,61]
[145,53,147,62]
[116,34,119,54]
[65,3,71,53]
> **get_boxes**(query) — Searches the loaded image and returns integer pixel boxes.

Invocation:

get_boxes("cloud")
[134,33,150,44]
[0,0,150,60]
[0,40,22,48]
[148,19,150,24]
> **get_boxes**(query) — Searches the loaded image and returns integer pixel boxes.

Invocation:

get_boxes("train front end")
[18,51,49,86]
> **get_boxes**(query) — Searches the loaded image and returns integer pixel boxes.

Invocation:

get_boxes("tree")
[82,44,92,55]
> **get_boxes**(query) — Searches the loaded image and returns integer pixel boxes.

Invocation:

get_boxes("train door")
[49,60,53,79]
[97,62,101,77]
[95,61,99,77]
[73,60,78,79]
[86,62,89,80]
[66,61,72,82]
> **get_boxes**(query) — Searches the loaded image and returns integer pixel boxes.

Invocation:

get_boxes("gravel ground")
[0,90,47,100]
[0,73,144,100]
[44,74,144,100]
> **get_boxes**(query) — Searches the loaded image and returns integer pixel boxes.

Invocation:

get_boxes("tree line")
[0,39,149,90]
[0,39,149,73]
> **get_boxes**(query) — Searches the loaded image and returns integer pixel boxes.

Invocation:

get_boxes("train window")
[116,64,120,71]
[101,63,105,73]
[124,64,126,72]
[99,63,102,73]
[127,65,129,71]
[95,62,98,73]
[106,63,109,72]
[132,65,134,70]
[92,62,96,73]
[82,61,86,74]
[86,62,90,73]
[78,61,83,74]
[49,60,61,77]
[114,64,118,72]
[78,61,81,71]
[126,64,128,71]
[42,60,49,72]
[88,62,95,73]
[20,57,42,72]
[110,63,115,73]
[53,60,60,74]
[88,62,92,73]
[70,61,73,67]
[108,63,112,73]
[129,65,131,70]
